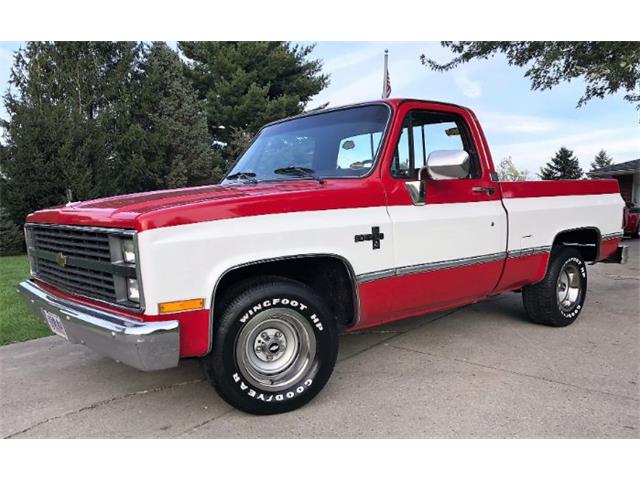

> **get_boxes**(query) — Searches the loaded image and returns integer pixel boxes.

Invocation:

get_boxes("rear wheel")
[203,277,338,415]
[522,247,587,327]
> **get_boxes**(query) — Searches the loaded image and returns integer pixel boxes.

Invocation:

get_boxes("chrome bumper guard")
[602,245,628,265]
[18,280,180,371]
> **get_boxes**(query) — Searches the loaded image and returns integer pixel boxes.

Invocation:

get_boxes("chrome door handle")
[472,186,495,196]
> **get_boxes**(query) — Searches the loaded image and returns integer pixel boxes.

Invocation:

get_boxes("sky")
[1,41,638,175]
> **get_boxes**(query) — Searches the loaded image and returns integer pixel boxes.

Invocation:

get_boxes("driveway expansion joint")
[4,378,205,439]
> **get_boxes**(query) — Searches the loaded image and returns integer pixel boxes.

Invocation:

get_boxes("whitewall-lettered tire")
[203,277,338,415]
[522,247,587,327]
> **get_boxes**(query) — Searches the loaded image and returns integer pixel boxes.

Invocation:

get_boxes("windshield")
[223,104,390,182]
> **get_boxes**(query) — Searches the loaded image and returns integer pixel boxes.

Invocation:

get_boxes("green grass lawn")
[0,255,51,346]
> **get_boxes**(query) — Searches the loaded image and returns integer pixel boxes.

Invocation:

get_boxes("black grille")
[27,224,137,307]
[32,225,112,261]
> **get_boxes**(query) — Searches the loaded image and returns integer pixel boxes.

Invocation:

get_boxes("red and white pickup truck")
[19,98,628,414]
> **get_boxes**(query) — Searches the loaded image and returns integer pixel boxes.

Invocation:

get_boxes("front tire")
[522,247,587,327]
[203,277,338,415]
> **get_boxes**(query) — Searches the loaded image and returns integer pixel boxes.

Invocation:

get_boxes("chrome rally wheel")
[556,263,582,312]
[235,309,316,392]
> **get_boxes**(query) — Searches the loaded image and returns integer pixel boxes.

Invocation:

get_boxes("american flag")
[382,49,392,99]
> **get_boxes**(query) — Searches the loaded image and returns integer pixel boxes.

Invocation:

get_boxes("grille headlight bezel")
[25,223,144,312]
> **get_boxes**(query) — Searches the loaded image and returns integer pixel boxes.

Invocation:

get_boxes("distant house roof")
[588,159,640,178]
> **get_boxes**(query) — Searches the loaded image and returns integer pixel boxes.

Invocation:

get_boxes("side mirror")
[426,150,470,180]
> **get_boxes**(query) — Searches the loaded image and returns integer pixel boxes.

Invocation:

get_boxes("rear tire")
[522,247,587,327]
[203,276,338,415]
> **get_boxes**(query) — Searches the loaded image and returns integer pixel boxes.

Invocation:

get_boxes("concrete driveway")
[1,240,638,438]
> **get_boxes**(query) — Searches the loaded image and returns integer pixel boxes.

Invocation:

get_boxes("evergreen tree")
[590,149,613,171]
[539,147,584,180]
[0,41,224,228]
[0,42,140,226]
[0,207,24,256]
[127,42,218,190]
[178,42,328,170]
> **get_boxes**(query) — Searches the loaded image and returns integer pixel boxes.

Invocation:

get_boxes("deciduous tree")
[422,42,640,108]
[497,156,529,181]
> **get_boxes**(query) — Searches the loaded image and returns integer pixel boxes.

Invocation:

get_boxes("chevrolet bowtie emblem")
[55,252,68,268]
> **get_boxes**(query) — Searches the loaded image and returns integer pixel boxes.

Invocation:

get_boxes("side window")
[423,121,464,156]
[391,110,479,179]
[337,132,382,170]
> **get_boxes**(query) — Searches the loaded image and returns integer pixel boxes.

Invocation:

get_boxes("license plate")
[41,309,68,340]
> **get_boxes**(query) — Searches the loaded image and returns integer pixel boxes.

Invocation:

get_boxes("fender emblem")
[355,226,384,250]
[56,252,68,268]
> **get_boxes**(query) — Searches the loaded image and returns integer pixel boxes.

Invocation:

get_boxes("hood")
[26,179,378,231]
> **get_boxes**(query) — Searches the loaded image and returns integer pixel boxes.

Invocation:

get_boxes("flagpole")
[381,49,388,99]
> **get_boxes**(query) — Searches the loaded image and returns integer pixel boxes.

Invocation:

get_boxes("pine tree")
[0,42,140,226]
[126,42,218,190]
[539,147,584,180]
[178,42,328,170]
[590,149,613,171]
[0,206,24,256]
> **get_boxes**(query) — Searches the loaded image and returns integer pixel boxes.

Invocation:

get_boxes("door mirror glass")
[426,150,470,180]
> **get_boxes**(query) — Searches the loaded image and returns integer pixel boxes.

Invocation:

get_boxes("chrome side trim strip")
[356,251,507,284]
[356,268,396,284]
[601,232,624,241]
[396,252,507,277]
[507,246,552,258]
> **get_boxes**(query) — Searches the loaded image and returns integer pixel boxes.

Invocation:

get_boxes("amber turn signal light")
[158,298,205,314]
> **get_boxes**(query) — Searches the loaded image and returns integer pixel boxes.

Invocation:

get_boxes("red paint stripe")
[500,179,619,199]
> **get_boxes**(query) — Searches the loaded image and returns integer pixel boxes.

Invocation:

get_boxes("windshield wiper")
[273,166,324,184]
[226,171,258,184]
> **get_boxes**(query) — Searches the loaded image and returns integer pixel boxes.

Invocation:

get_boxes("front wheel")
[203,277,338,415]
[522,247,587,327]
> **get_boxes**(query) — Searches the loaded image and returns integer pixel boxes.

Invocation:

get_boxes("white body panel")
[137,207,393,315]
[137,193,624,315]
[503,193,624,251]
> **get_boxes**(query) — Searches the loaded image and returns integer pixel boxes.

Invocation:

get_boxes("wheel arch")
[207,254,360,354]
[551,226,602,263]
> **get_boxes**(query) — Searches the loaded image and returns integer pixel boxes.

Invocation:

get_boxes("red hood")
[26,179,384,231]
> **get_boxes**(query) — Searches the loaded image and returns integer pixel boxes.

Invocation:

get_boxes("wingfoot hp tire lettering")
[203,277,338,415]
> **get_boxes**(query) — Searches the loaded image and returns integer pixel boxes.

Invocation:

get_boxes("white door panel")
[388,200,507,268]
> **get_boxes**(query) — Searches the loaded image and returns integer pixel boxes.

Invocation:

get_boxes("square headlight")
[122,238,136,264]
[127,278,140,302]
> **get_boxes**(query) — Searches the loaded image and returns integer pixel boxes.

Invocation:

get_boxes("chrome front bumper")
[18,280,180,371]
